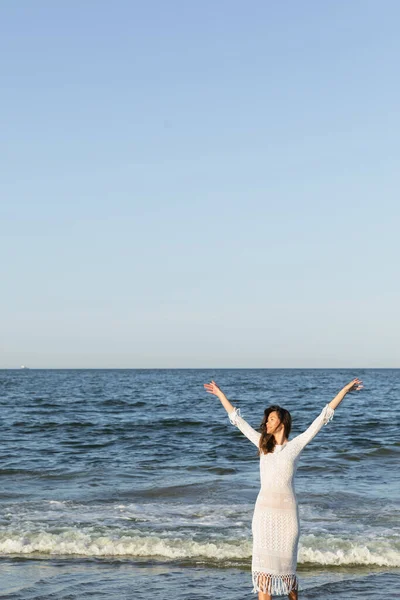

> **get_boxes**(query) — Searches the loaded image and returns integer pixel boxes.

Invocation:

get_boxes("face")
[266,411,281,434]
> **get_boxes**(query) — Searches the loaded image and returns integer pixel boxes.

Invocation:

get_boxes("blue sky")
[1,1,399,368]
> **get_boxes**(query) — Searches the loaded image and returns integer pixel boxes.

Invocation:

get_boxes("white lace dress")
[228,403,335,596]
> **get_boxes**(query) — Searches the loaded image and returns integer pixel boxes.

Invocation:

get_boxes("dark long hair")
[257,404,292,456]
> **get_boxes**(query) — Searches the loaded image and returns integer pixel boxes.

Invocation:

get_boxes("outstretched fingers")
[204,381,221,396]
[349,377,364,391]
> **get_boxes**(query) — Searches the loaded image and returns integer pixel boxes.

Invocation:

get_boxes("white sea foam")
[299,533,400,567]
[0,500,251,529]
[1,500,399,568]
[0,530,250,560]
[0,529,398,566]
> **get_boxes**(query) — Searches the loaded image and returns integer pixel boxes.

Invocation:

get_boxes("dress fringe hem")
[251,571,299,595]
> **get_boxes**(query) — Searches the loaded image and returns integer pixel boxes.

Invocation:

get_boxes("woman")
[203,377,363,599]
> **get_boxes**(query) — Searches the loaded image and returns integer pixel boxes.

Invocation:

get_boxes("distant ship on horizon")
[20,365,29,369]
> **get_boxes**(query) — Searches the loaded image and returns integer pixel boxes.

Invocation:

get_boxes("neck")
[273,433,288,445]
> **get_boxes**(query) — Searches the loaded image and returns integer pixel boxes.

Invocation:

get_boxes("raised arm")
[203,380,261,448]
[227,405,262,447]
[290,403,335,454]
[290,378,363,454]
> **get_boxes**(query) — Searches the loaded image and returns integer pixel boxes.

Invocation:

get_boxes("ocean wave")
[299,533,400,567]
[0,529,398,567]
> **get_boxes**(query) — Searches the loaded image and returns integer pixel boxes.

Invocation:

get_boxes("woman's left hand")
[343,378,363,393]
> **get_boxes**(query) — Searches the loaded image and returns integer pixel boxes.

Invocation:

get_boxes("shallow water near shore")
[0,368,399,598]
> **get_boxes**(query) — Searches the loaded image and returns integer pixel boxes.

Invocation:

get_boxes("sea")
[0,368,398,599]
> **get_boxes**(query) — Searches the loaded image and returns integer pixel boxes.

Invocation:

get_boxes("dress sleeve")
[290,403,335,454]
[227,407,261,448]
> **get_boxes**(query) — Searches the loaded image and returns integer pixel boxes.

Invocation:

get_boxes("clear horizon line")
[1,366,398,370]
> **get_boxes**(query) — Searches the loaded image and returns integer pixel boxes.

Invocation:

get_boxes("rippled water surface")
[0,368,398,598]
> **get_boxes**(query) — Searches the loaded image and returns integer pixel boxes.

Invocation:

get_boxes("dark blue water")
[0,368,398,599]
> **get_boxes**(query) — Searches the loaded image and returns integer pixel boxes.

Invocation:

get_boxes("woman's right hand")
[204,380,223,398]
